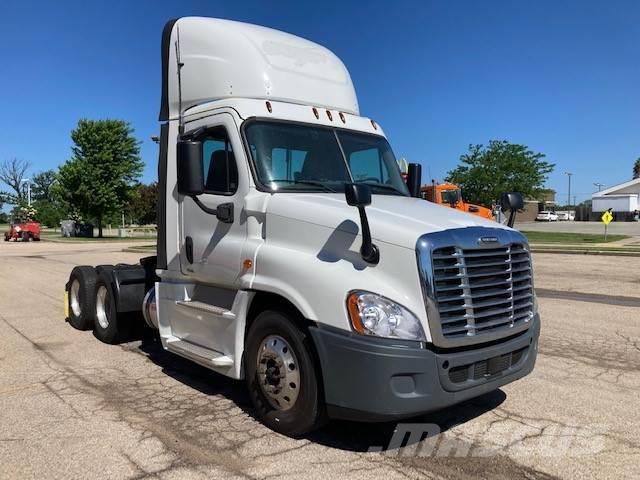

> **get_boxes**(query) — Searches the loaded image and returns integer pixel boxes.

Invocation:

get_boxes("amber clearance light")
[347,292,365,334]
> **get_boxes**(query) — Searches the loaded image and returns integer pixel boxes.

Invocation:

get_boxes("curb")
[123,246,156,253]
[531,248,640,257]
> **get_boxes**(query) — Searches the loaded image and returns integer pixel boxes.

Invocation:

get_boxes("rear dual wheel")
[67,266,97,330]
[93,273,130,344]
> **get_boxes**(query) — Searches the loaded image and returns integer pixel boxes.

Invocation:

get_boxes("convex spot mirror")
[500,192,524,212]
[177,140,204,196]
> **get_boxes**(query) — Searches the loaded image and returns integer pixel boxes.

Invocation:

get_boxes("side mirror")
[500,192,524,228]
[406,163,422,198]
[177,140,204,195]
[344,183,379,264]
[500,192,524,211]
[345,183,372,207]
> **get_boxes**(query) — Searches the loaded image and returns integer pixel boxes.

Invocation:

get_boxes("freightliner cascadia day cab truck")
[64,17,539,436]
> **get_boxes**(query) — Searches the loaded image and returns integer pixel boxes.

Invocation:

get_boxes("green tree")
[33,199,64,228]
[31,170,58,201]
[633,158,640,179]
[446,140,555,207]
[54,119,143,237]
[127,182,158,225]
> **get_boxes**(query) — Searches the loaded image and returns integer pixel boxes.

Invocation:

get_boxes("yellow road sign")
[601,211,613,225]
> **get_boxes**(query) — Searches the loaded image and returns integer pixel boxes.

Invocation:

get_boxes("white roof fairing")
[160,17,359,121]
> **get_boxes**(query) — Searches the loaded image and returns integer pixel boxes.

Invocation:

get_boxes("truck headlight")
[347,291,425,341]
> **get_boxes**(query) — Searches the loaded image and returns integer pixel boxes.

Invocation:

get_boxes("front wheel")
[245,310,324,436]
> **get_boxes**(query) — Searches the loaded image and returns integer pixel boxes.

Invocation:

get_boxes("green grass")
[532,245,640,252]
[521,231,629,244]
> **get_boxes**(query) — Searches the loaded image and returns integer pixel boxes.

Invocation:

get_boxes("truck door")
[178,113,247,286]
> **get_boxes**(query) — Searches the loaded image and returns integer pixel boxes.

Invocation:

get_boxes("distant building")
[592,178,640,213]
[518,189,556,222]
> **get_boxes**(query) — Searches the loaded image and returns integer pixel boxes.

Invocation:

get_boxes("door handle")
[185,236,194,264]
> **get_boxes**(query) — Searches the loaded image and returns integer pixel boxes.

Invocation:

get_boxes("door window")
[201,128,238,194]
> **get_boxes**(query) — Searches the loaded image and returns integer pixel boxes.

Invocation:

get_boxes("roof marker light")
[339,112,346,123]
[312,107,319,119]
[371,119,378,130]
[326,110,333,121]
[266,101,272,113]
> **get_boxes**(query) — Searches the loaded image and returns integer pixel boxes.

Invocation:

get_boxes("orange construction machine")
[421,182,494,220]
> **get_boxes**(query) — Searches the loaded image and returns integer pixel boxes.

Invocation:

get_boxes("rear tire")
[245,310,324,436]
[93,272,130,344]
[67,266,97,330]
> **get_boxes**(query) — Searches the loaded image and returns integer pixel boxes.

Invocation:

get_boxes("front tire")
[245,310,324,436]
[67,266,97,330]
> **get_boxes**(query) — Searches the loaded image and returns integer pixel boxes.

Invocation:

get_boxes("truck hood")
[265,193,508,249]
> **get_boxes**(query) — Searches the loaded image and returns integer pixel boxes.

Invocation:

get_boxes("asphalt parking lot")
[0,241,639,479]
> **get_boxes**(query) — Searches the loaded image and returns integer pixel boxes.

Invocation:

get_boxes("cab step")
[165,337,234,368]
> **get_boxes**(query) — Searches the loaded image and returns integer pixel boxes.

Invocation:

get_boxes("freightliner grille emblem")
[479,236,499,244]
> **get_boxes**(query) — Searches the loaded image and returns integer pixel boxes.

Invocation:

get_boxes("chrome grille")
[431,243,534,338]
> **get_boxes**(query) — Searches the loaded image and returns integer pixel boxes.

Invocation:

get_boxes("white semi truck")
[64,17,539,436]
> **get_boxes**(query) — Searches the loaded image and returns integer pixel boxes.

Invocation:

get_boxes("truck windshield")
[244,121,409,196]
[441,189,461,204]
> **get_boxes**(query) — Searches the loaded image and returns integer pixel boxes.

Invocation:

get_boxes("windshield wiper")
[270,179,338,193]
[360,182,407,196]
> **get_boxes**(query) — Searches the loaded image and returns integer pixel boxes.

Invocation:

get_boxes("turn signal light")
[347,293,365,334]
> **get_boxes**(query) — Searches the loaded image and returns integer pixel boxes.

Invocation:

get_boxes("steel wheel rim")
[96,286,110,329]
[256,335,301,411]
[70,279,81,317]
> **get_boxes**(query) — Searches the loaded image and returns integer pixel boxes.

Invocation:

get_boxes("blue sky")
[1,0,638,205]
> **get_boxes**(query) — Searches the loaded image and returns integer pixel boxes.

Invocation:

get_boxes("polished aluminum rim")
[256,335,300,411]
[96,285,109,329]
[70,279,81,317]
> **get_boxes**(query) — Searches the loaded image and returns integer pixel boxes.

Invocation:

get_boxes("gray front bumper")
[309,314,539,421]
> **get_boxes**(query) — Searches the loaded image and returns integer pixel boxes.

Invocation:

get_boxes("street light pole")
[564,172,573,207]
[20,178,31,206]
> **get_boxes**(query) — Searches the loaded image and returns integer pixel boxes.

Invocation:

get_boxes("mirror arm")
[507,210,517,228]
[356,206,379,264]
[191,196,234,224]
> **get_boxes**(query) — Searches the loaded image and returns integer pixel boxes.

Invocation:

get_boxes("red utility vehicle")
[4,221,41,242]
